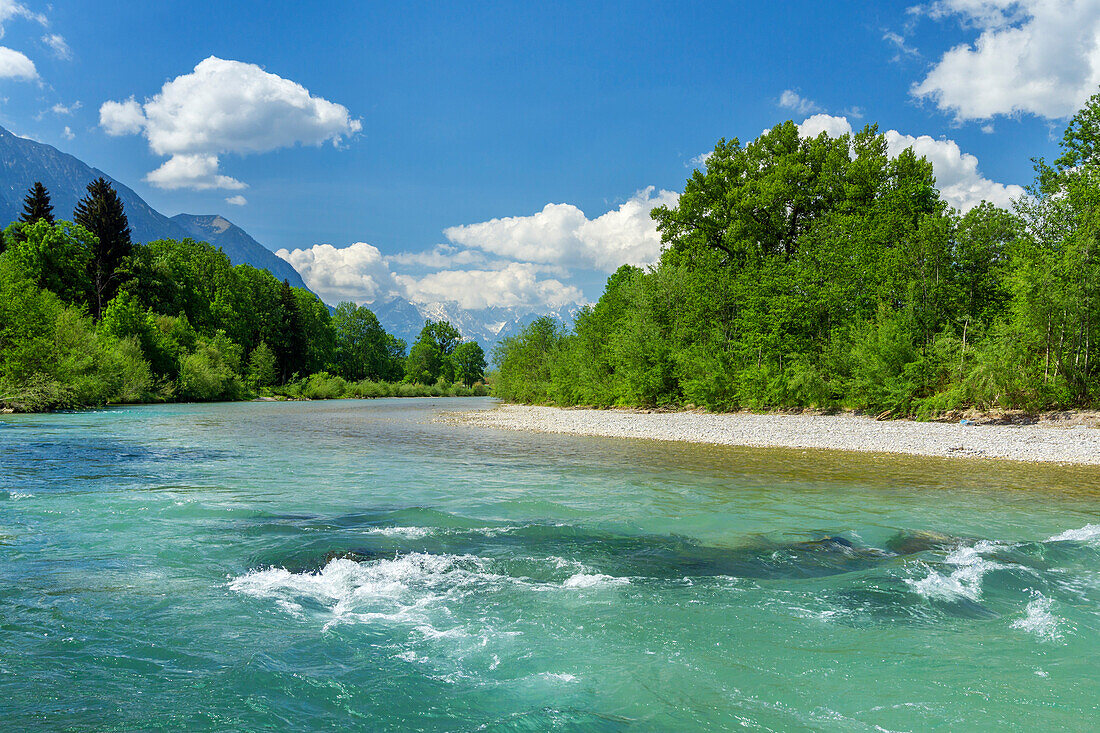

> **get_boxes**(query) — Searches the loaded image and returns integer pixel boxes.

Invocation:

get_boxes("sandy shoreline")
[454,404,1100,465]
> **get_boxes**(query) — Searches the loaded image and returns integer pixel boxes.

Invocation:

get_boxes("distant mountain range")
[374,298,583,351]
[0,125,580,348]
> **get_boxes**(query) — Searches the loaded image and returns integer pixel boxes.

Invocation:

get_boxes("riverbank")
[454,404,1100,464]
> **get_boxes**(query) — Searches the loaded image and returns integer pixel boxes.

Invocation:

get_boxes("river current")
[1,398,1098,730]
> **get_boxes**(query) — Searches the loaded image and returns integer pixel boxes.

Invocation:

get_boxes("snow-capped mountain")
[372,296,584,351]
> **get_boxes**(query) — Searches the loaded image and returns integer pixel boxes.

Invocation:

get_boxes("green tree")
[451,340,487,386]
[3,219,93,306]
[405,338,443,384]
[21,182,55,226]
[246,341,277,389]
[73,177,132,319]
[332,302,389,381]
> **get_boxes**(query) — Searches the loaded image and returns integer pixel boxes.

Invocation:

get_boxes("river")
[1,398,1098,730]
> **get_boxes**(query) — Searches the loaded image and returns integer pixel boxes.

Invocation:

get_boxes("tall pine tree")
[73,177,132,319]
[20,181,55,225]
[275,279,306,383]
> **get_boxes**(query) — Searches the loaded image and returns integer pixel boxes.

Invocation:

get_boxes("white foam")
[1011,594,1064,641]
[540,672,577,682]
[7,491,33,500]
[905,541,1004,602]
[363,526,434,539]
[229,553,504,631]
[561,573,629,589]
[1047,524,1100,544]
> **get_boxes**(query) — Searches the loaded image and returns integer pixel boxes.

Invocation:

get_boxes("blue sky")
[0,1,1090,308]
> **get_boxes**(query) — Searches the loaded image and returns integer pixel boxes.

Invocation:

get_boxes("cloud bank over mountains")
[277,189,672,310]
[100,56,361,191]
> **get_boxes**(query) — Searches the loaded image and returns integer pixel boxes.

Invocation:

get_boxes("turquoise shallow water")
[1,398,1099,731]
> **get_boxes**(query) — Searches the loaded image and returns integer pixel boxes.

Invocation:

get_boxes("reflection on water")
[1,398,1099,731]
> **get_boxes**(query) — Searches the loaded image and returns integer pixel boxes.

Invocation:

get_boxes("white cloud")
[443,187,679,272]
[912,0,1100,120]
[276,242,400,306]
[51,100,80,115]
[41,33,69,59]
[0,1,45,36]
[0,45,36,80]
[100,97,145,135]
[778,89,823,115]
[225,195,247,206]
[144,154,246,190]
[386,244,493,270]
[795,113,1025,210]
[797,113,856,139]
[396,263,584,310]
[61,125,72,140]
[883,31,922,60]
[100,56,361,190]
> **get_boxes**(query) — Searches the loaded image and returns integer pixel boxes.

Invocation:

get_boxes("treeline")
[0,179,487,411]
[494,94,1100,416]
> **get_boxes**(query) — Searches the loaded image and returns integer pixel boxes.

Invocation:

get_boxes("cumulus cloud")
[0,45,36,80]
[778,89,823,115]
[225,195,247,206]
[396,263,584,310]
[100,56,361,189]
[144,154,246,190]
[276,242,400,306]
[797,113,857,139]
[100,97,144,135]
[912,0,1100,119]
[61,125,72,140]
[41,33,69,59]
[443,187,679,272]
[796,113,1025,210]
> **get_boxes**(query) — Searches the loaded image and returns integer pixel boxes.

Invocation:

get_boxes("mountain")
[0,125,306,288]
[171,214,307,289]
[0,126,192,244]
[372,295,583,351]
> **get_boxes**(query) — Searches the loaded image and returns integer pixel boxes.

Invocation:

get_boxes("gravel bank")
[456,404,1100,465]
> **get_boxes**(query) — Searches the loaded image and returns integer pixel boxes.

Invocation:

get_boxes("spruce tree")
[275,280,306,383]
[73,177,132,319]
[20,181,55,225]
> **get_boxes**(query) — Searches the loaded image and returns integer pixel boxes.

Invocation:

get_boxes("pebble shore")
[456,404,1100,465]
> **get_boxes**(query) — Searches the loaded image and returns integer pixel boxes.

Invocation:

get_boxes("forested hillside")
[493,94,1100,416]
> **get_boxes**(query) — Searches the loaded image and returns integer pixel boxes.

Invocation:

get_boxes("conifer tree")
[275,280,306,383]
[20,181,55,225]
[73,177,132,319]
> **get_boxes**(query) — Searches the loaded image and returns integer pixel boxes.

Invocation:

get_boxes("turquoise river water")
[1,398,1099,731]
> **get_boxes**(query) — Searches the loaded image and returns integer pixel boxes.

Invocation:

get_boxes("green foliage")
[21,182,55,226]
[492,106,1100,416]
[331,302,405,381]
[3,219,94,306]
[178,332,244,402]
[452,340,487,387]
[406,319,465,384]
[247,341,278,389]
[73,177,132,319]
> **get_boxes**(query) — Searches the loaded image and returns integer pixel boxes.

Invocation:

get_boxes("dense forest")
[0,180,486,411]
[493,94,1100,417]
